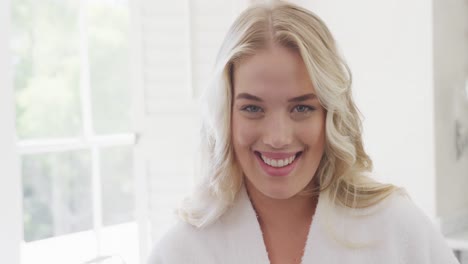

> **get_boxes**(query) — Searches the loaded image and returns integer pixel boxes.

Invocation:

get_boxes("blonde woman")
[148,1,459,263]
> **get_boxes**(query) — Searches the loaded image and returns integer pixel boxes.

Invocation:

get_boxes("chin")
[260,184,298,200]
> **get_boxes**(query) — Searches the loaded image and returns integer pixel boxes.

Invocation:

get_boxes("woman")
[149,1,459,263]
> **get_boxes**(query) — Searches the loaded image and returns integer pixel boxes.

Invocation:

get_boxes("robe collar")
[218,183,328,263]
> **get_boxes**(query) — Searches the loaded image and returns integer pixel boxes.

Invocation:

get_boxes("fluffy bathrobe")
[148,184,459,264]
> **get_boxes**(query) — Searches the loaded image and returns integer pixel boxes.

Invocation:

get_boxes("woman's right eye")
[241,105,263,113]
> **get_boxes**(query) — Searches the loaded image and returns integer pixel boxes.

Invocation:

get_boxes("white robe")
[148,184,459,264]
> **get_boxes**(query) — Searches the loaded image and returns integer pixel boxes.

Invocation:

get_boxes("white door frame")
[0,0,23,263]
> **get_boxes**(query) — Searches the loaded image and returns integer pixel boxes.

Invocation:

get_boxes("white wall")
[292,0,468,231]
[434,0,468,232]
[295,0,437,217]
[0,0,22,263]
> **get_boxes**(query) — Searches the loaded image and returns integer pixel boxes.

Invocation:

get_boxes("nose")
[262,113,293,149]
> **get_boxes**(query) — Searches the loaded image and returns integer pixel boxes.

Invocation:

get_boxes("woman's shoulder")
[326,188,442,244]
[350,189,437,234]
[147,185,262,264]
[383,190,458,262]
[147,221,192,263]
[376,189,437,233]
[377,189,425,222]
[147,219,218,264]
[356,189,457,262]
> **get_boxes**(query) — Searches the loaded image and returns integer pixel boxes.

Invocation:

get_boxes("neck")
[245,179,318,229]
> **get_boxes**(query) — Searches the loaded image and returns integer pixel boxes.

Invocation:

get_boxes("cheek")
[298,120,326,148]
[232,114,259,149]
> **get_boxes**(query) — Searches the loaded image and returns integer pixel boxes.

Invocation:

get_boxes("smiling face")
[231,45,326,200]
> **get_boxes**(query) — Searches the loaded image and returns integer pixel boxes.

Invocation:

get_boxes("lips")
[254,151,302,177]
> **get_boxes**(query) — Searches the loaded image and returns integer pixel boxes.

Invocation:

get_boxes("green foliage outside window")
[11,0,133,242]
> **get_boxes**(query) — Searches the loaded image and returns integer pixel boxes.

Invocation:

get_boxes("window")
[11,0,138,263]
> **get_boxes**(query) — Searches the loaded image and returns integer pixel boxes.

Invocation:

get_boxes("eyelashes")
[239,104,316,116]
[292,105,316,113]
[241,105,263,113]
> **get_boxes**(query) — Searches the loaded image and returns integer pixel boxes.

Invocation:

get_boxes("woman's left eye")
[293,105,314,113]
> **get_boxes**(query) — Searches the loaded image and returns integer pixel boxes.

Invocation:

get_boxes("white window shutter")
[190,0,241,97]
[130,1,248,262]
[140,1,193,114]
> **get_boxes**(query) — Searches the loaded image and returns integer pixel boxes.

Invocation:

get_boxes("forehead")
[233,45,315,95]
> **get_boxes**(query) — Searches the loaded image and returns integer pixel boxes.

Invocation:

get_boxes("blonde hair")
[178,0,400,230]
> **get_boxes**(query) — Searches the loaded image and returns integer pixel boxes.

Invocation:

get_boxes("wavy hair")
[177,0,399,230]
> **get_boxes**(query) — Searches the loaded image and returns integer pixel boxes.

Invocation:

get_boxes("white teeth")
[260,153,297,168]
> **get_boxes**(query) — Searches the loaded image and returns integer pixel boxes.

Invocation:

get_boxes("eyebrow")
[287,93,317,102]
[235,93,317,102]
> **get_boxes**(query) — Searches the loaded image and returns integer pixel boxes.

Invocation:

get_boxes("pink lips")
[254,151,301,177]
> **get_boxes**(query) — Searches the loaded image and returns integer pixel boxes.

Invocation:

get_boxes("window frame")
[0,0,22,263]
[7,0,139,263]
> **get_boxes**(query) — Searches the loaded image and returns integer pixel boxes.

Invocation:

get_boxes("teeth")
[260,153,297,168]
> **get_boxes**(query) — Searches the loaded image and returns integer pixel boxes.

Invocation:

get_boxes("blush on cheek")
[236,127,258,147]
[232,115,258,147]
[300,123,325,141]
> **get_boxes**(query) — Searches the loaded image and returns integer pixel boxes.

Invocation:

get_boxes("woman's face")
[232,45,326,199]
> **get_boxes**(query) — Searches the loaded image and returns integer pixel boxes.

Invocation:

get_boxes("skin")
[231,44,326,264]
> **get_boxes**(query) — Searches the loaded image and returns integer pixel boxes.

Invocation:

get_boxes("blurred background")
[0,0,467,263]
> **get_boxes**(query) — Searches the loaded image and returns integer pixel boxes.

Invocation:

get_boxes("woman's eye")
[293,105,315,113]
[241,105,263,113]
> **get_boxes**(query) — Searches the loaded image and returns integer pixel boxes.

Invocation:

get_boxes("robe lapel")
[219,183,271,263]
[301,189,328,263]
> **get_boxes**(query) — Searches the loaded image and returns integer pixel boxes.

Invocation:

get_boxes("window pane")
[88,0,131,134]
[100,146,134,226]
[11,0,83,139]
[22,150,92,242]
